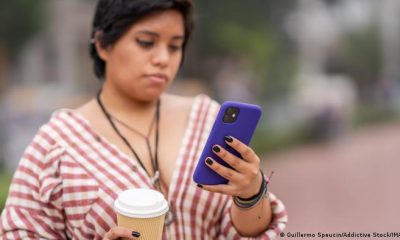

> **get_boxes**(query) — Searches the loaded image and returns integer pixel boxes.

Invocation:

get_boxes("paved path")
[260,122,400,237]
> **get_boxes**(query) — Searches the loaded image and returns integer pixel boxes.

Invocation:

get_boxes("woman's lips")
[145,73,168,84]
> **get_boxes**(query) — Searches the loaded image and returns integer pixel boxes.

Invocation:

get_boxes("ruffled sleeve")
[0,127,67,240]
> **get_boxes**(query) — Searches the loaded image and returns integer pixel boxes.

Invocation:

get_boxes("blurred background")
[1,0,400,236]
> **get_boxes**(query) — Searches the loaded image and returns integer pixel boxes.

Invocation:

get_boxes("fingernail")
[212,145,220,153]
[132,231,141,237]
[206,158,213,165]
[197,184,203,188]
[224,136,233,143]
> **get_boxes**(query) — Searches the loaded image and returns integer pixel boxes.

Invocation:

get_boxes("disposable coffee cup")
[114,188,169,240]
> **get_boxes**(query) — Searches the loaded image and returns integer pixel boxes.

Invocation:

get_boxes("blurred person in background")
[0,0,287,239]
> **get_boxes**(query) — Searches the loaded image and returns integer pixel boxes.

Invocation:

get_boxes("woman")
[0,0,287,239]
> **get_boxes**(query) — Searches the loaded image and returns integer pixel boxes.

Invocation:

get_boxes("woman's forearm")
[231,196,273,237]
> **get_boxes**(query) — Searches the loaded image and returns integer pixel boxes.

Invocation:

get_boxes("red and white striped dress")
[0,95,287,239]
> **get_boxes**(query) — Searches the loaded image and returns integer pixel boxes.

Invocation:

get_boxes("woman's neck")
[100,86,160,124]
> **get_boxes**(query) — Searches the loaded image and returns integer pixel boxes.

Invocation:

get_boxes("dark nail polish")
[132,231,141,237]
[212,145,220,153]
[206,158,213,165]
[224,136,233,143]
[197,184,203,188]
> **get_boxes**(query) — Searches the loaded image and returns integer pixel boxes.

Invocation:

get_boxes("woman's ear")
[94,31,109,61]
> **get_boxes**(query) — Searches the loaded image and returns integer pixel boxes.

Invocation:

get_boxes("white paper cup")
[114,188,169,240]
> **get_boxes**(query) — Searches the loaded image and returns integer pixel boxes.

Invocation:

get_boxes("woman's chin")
[135,89,165,103]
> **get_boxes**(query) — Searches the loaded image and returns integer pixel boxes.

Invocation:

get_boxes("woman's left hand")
[200,136,263,198]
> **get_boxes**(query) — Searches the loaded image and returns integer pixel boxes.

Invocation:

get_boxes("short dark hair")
[90,0,195,80]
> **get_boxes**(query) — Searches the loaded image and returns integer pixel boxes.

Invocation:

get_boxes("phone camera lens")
[223,107,240,123]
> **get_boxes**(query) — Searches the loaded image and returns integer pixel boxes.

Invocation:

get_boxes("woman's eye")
[136,39,154,48]
[169,45,182,52]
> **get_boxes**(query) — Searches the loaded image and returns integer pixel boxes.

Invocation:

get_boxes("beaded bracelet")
[233,170,270,209]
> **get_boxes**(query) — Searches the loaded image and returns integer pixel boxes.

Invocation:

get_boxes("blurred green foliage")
[0,169,12,212]
[191,0,297,100]
[189,0,398,153]
[336,24,382,103]
[354,104,400,127]
[0,0,45,59]
[326,23,400,127]
[252,126,310,156]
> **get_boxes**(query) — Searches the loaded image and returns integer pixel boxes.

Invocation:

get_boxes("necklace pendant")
[151,171,160,185]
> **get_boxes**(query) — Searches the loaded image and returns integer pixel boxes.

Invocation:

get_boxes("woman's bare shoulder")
[162,94,196,111]
[74,99,101,122]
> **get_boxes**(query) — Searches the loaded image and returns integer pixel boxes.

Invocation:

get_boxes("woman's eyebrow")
[137,30,159,37]
[172,36,184,41]
[137,30,184,40]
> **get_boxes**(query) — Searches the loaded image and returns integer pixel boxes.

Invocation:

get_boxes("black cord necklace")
[96,90,161,189]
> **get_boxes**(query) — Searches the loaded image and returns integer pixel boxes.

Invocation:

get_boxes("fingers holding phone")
[201,136,263,199]
[193,101,262,185]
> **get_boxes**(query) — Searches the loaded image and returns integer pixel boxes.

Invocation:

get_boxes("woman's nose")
[152,46,170,67]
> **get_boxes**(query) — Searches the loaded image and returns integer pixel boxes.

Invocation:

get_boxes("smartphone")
[193,101,262,185]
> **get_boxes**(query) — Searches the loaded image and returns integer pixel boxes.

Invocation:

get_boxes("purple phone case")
[193,101,262,185]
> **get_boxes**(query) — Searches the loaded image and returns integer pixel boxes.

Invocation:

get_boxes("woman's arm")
[200,136,286,237]
[231,195,272,236]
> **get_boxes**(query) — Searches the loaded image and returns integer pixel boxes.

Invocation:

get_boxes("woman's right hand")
[102,226,141,240]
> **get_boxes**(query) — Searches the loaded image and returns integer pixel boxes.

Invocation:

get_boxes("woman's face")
[97,9,185,102]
